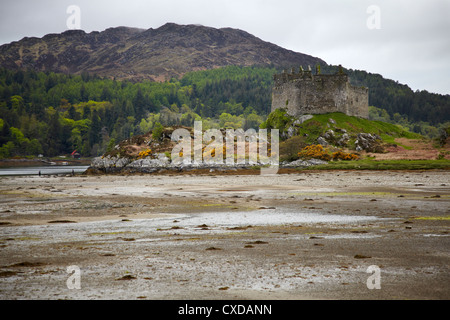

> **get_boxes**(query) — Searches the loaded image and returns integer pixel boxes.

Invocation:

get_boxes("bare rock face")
[317,136,328,146]
[355,133,384,152]
[283,158,328,167]
[337,133,350,147]
[91,155,131,169]
[323,129,335,140]
[127,154,171,168]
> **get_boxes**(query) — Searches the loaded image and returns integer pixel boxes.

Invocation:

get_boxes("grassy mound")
[261,109,450,165]
[290,112,421,144]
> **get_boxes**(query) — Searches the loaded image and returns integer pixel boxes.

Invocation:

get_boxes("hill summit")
[0,23,325,82]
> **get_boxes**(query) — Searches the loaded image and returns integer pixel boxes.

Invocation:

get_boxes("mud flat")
[0,170,449,300]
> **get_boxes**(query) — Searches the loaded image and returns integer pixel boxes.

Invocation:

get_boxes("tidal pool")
[0,208,387,243]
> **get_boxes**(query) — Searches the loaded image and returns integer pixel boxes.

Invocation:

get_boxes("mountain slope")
[0,23,325,81]
[0,27,144,75]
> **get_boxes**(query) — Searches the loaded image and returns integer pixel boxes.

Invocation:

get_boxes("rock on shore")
[87,153,327,174]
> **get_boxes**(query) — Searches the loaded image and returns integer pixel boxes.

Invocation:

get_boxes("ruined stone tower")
[271,66,369,118]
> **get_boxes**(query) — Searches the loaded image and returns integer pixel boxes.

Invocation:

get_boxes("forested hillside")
[0,65,449,158]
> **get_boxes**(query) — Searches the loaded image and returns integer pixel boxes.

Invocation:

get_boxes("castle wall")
[345,84,369,118]
[271,70,369,119]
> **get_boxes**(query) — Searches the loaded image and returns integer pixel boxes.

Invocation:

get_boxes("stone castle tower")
[271,66,369,118]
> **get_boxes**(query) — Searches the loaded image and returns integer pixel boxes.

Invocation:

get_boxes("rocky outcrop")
[355,133,383,152]
[317,131,383,152]
[87,152,328,174]
[309,117,384,153]
[127,153,171,168]
[336,133,350,147]
[90,155,131,169]
[282,114,314,140]
[282,158,328,167]
[316,136,328,146]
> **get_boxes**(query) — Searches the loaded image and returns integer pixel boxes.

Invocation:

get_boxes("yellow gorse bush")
[332,150,359,161]
[298,144,331,161]
[137,149,152,159]
[298,144,359,161]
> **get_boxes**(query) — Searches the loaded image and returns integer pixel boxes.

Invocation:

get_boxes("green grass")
[296,112,423,145]
[300,159,450,170]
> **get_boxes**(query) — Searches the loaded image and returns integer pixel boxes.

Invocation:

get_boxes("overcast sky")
[0,0,449,95]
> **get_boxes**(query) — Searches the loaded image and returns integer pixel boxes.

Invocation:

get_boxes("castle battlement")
[271,66,369,118]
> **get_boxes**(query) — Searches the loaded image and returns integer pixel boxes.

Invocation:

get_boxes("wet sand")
[0,170,449,300]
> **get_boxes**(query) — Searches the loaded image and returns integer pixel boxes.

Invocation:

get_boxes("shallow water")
[0,208,386,243]
[0,166,89,176]
[174,209,381,227]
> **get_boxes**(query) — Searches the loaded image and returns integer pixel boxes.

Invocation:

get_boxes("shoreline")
[0,158,91,168]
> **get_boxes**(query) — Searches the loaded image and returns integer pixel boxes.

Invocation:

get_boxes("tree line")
[0,65,448,158]
[0,66,269,157]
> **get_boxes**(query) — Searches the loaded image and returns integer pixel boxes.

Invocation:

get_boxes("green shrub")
[152,122,164,141]
[260,108,294,138]
[279,135,307,161]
